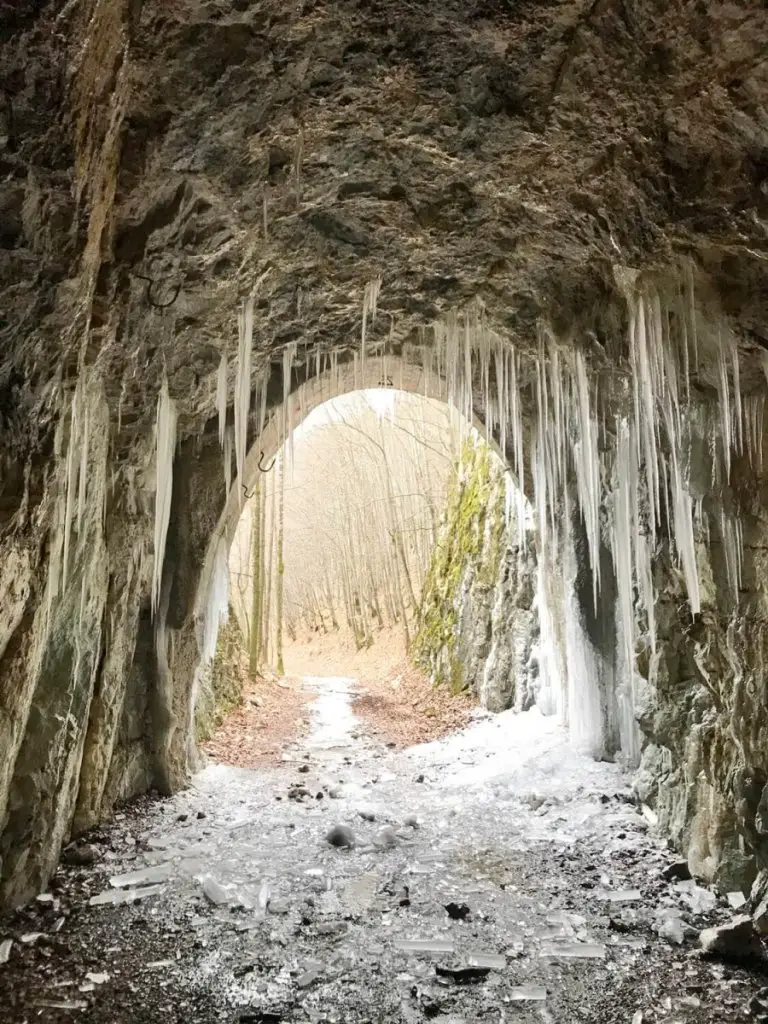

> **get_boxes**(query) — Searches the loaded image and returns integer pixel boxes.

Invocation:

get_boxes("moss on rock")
[412,440,506,692]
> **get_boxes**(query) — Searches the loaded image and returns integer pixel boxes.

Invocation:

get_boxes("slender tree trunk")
[276,452,286,674]
[249,482,262,676]
[262,469,276,665]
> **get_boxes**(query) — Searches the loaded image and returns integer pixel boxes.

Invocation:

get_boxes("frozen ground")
[0,677,763,1023]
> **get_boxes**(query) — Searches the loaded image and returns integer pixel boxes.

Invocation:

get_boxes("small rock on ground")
[326,825,355,848]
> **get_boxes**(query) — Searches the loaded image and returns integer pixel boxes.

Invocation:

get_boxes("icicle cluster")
[218,268,754,762]
[385,280,754,758]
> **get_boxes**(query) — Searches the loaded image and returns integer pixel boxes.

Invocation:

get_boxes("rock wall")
[412,442,539,712]
[635,454,768,893]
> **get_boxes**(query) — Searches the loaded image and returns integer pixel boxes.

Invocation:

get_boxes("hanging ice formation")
[224,426,233,496]
[217,354,228,448]
[361,277,382,371]
[201,535,229,663]
[349,270,749,761]
[234,296,254,505]
[152,377,177,617]
[282,341,298,467]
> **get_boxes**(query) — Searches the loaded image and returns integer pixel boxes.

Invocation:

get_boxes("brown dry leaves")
[352,657,476,749]
[200,674,314,769]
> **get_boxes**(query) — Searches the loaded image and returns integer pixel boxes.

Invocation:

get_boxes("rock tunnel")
[2,0,768,1016]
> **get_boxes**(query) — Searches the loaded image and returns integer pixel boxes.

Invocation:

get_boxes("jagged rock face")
[0,0,767,907]
[635,455,768,892]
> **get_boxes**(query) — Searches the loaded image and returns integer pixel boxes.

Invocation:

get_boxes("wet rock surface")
[1,678,767,1023]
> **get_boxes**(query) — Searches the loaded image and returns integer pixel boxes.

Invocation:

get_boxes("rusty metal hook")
[133,272,181,309]
[241,452,276,498]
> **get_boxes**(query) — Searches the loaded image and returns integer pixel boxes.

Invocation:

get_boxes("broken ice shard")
[394,939,455,954]
[89,883,167,907]
[539,943,606,959]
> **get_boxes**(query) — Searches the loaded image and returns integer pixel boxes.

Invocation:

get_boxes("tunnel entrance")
[194,386,532,763]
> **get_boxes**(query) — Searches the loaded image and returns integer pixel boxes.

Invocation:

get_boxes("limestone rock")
[699,916,765,962]
[751,872,768,936]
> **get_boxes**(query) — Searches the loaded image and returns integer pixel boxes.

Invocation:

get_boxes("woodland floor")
[2,655,767,1024]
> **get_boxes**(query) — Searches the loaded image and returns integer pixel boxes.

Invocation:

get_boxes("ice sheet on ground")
[89,883,167,907]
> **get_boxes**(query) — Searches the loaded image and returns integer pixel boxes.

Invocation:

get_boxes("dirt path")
[0,678,763,1024]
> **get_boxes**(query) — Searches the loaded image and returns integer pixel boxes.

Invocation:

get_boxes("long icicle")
[152,377,177,616]
[234,296,254,504]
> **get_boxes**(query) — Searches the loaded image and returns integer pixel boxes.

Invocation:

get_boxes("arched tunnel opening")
[195,384,535,764]
[2,1,768,1020]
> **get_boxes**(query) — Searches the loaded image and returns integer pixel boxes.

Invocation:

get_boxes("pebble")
[373,826,397,850]
[326,825,355,848]
[661,861,691,882]
[61,842,96,867]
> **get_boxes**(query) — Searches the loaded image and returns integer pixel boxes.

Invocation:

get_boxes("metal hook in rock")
[242,453,276,499]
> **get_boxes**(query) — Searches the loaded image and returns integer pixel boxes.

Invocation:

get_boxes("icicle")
[716,326,732,482]
[630,294,660,539]
[152,377,177,617]
[669,444,700,613]
[731,331,743,455]
[361,277,382,370]
[573,350,601,605]
[234,296,254,504]
[217,354,228,448]
[612,418,641,763]
[282,342,297,466]
[224,426,233,496]
[202,535,229,663]
[257,374,268,438]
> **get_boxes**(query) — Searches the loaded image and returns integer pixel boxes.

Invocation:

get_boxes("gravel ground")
[1,676,766,1024]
